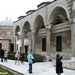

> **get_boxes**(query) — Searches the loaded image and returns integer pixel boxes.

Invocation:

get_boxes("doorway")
[0,43,2,49]
[25,45,28,53]
[10,43,14,52]
[56,36,62,52]
[42,38,46,51]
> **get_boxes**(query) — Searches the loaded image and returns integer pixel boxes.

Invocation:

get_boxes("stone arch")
[47,4,70,25]
[33,15,45,29]
[0,31,7,38]
[15,25,20,35]
[0,31,7,35]
[22,21,31,32]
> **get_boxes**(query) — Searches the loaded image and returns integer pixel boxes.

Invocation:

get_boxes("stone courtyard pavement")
[0,59,75,75]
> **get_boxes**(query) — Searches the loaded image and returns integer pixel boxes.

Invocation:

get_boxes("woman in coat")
[27,49,34,74]
[56,54,63,75]
[15,51,20,65]
[4,50,8,62]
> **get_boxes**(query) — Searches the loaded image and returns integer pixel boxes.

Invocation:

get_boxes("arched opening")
[22,21,31,53]
[34,15,45,29]
[14,25,21,52]
[49,7,68,25]
[23,21,31,32]
[15,25,20,35]
[33,15,46,53]
[49,7,71,56]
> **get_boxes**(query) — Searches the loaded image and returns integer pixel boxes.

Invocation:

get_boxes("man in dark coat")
[56,54,63,75]
[0,48,4,62]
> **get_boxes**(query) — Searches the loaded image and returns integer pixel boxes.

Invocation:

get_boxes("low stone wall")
[63,60,75,70]
[53,60,75,70]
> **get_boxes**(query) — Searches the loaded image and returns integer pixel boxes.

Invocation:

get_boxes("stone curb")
[0,64,24,75]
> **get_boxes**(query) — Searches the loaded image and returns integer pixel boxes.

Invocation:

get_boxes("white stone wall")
[16,39,21,52]
[13,0,74,59]
[13,0,70,33]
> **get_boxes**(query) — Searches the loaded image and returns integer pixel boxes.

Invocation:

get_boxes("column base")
[45,56,52,62]
[71,57,75,60]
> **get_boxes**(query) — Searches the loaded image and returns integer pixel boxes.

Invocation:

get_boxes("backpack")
[20,55,23,58]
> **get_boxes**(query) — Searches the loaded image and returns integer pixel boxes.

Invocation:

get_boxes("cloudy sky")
[0,0,53,21]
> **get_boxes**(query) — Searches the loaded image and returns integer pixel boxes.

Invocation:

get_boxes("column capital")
[31,28,36,34]
[45,24,52,30]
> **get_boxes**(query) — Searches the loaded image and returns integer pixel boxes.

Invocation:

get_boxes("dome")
[0,18,14,26]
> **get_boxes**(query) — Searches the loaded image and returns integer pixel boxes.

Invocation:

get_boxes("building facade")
[0,25,14,52]
[13,0,75,59]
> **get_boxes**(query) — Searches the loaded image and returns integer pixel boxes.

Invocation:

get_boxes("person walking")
[56,54,64,75]
[20,51,24,64]
[0,48,4,62]
[27,49,34,74]
[15,51,20,65]
[4,50,8,62]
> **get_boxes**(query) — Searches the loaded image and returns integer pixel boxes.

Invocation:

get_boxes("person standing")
[20,51,24,64]
[0,48,4,62]
[4,50,8,62]
[27,49,34,74]
[56,54,64,75]
[15,51,20,65]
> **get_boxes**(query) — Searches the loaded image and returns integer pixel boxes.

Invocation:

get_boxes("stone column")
[71,2,75,59]
[45,24,52,61]
[46,30,51,56]
[21,35,24,53]
[31,29,36,54]
[14,36,16,52]
[71,22,74,57]
[72,17,75,57]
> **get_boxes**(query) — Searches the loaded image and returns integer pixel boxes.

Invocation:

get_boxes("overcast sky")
[0,0,53,21]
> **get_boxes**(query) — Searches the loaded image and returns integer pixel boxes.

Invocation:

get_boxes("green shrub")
[8,52,45,62]
[33,54,45,62]
[8,52,16,60]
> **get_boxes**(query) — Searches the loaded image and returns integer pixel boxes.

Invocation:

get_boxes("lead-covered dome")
[0,18,14,26]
